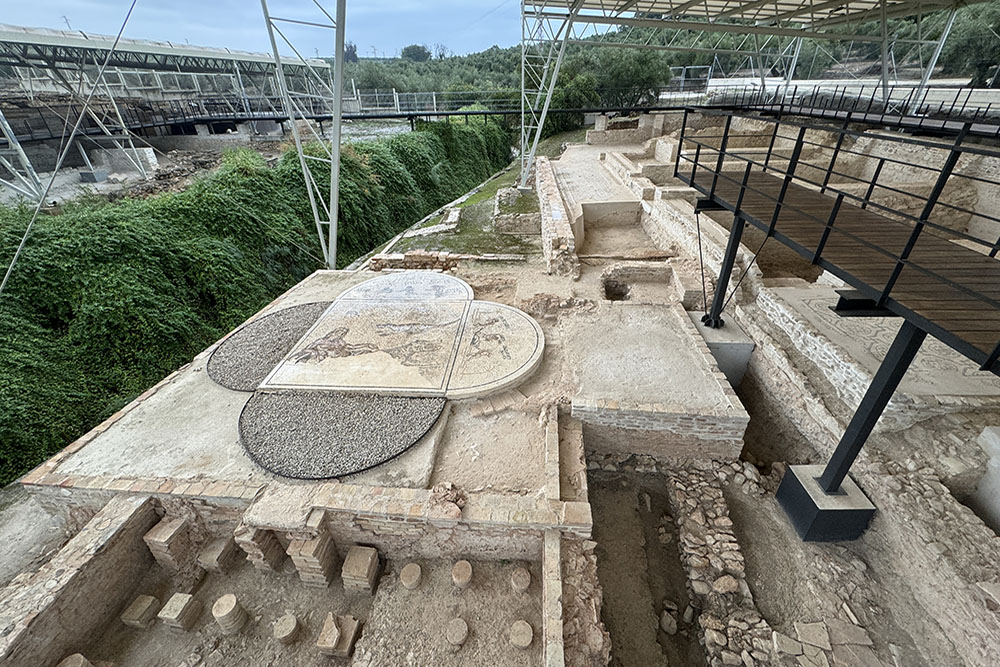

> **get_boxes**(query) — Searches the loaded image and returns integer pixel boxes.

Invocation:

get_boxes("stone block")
[157,593,201,631]
[198,537,241,573]
[57,654,94,667]
[342,545,380,592]
[120,595,160,630]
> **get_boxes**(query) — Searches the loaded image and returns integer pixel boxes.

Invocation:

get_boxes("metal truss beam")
[0,109,44,201]
[527,9,890,42]
[261,0,345,268]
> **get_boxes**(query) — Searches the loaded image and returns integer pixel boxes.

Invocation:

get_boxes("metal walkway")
[675,108,1000,377]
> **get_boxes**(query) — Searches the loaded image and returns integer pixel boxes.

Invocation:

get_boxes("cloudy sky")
[4,0,522,57]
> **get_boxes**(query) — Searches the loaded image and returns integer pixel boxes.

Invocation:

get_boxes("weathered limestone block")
[198,537,241,573]
[120,595,160,630]
[342,545,380,592]
[56,654,94,667]
[157,593,201,631]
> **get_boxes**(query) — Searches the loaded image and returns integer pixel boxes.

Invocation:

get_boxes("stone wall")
[0,495,158,667]
[367,250,525,272]
[241,481,592,563]
[536,156,580,278]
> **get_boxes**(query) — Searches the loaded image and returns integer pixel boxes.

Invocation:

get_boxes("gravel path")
[207,302,329,391]
[239,390,445,479]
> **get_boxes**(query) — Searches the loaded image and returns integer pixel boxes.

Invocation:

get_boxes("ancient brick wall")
[0,495,158,666]
[536,156,580,278]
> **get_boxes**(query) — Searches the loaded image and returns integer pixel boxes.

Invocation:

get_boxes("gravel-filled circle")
[207,302,330,392]
[238,390,446,479]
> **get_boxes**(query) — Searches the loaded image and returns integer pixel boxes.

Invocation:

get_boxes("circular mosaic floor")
[206,272,544,479]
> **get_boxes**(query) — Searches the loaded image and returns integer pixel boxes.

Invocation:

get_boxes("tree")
[345,41,359,63]
[433,43,451,60]
[401,44,432,62]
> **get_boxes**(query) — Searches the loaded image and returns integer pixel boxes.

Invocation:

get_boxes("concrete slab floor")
[561,303,737,414]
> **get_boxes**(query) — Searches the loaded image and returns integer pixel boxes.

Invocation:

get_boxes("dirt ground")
[85,555,539,667]
[724,486,961,666]
[354,559,542,667]
[588,471,706,667]
[0,484,69,587]
[87,554,374,667]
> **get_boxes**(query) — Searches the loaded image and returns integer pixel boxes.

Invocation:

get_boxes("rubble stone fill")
[238,390,445,479]
[207,302,329,392]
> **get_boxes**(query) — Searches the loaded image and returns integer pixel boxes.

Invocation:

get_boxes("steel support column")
[818,320,927,492]
[260,0,345,268]
[520,0,583,187]
[909,7,958,114]
[0,109,44,201]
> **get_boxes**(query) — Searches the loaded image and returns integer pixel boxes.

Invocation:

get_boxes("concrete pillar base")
[776,464,876,541]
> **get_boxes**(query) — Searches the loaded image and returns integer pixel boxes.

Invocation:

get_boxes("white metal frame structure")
[260,0,346,269]
[0,23,328,202]
[519,0,988,186]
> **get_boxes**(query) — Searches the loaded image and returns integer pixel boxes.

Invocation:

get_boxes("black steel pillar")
[818,319,927,492]
[702,217,744,329]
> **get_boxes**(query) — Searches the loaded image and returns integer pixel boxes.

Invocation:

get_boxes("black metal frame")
[673,107,1000,380]
[674,106,1000,505]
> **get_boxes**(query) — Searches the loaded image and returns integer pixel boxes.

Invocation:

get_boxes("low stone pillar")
[509,620,534,649]
[510,567,531,594]
[273,613,300,645]
[400,563,422,590]
[451,560,472,589]
[211,594,248,634]
[157,593,201,631]
[446,618,468,651]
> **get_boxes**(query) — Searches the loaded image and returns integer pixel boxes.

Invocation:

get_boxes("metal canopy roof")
[529,0,983,38]
[0,23,327,75]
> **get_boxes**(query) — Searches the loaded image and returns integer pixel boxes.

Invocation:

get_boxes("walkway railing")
[674,107,1000,374]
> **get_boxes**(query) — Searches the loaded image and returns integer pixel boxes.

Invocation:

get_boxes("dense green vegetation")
[0,120,511,484]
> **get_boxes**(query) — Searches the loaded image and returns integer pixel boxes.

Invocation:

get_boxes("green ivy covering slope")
[0,120,511,484]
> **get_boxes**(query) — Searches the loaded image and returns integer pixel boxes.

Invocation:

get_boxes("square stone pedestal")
[777,465,876,541]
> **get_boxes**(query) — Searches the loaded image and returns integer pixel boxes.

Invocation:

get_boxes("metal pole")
[910,7,958,114]
[520,2,583,187]
[328,0,346,267]
[880,0,889,102]
[260,0,329,266]
[818,320,927,493]
[783,37,803,103]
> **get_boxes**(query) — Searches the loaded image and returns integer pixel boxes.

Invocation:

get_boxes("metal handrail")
[674,109,1000,331]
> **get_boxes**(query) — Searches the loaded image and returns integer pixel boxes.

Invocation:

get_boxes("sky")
[4,0,522,58]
